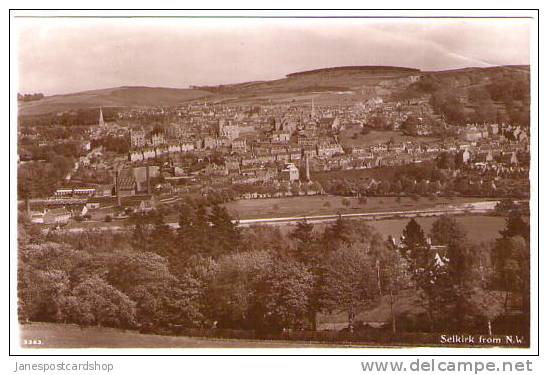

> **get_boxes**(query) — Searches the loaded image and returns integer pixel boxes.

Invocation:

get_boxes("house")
[232,137,247,152]
[137,198,156,213]
[43,207,71,225]
[272,131,291,143]
[462,149,471,164]
[317,143,344,158]
[280,163,300,182]
[116,169,137,196]
[30,212,44,224]
[120,194,155,212]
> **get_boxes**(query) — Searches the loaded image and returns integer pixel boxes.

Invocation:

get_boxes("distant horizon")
[19,63,531,98]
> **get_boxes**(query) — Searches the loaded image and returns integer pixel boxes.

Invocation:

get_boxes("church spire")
[99,107,105,127]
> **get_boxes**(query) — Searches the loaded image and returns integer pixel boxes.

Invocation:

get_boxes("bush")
[104,215,112,223]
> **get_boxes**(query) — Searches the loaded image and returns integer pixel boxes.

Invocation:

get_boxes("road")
[54,200,500,233]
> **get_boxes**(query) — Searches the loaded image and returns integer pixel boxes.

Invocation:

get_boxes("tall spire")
[99,107,105,127]
[311,98,316,118]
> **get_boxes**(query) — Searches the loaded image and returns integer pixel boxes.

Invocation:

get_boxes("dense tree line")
[18,155,75,199]
[18,108,121,128]
[393,72,530,126]
[91,135,130,154]
[18,203,530,341]
[314,160,529,199]
[18,93,44,102]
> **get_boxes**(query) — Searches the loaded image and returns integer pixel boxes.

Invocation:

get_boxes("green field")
[222,195,497,220]
[339,128,439,148]
[367,215,506,244]
[19,323,344,348]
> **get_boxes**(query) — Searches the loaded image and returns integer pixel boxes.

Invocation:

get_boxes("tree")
[500,211,529,241]
[19,268,70,323]
[321,215,351,252]
[380,240,411,334]
[205,250,272,329]
[130,274,203,330]
[401,115,419,135]
[400,219,429,268]
[209,204,241,256]
[492,236,529,315]
[251,257,314,332]
[149,214,174,257]
[131,222,149,252]
[430,216,466,247]
[493,210,530,320]
[175,202,195,262]
[436,152,456,170]
[320,245,378,331]
[60,276,136,328]
[469,287,505,335]
[400,219,449,331]
[290,219,316,263]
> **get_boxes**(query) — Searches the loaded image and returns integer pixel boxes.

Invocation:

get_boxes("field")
[222,195,498,220]
[19,323,344,348]
[367,215,506,243]
[339,128,439,148]
[269,215,506,244]
[18,86,211,115]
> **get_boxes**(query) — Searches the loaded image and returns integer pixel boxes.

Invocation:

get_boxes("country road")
[53,200,502,233]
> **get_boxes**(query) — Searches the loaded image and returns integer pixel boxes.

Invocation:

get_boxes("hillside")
[18,65,530,116]
[195,65,421,95]
[18,86,211,116]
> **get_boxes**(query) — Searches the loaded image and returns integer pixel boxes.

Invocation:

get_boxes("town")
[19,94,529,226]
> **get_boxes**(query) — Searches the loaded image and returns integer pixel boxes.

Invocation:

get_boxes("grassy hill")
[18,86,211,115]
[18,65,530,115]
[195,65,421,95]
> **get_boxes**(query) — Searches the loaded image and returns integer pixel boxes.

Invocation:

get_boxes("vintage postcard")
[10,10,537,353]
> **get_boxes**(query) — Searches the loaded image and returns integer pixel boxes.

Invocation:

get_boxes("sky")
[16,17,531,96]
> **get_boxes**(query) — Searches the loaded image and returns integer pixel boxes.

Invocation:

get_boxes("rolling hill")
[194,65,421,95]
[18,86,212,116]
[18,65,530,116]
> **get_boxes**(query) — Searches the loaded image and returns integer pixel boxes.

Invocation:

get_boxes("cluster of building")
[25,100,530,226]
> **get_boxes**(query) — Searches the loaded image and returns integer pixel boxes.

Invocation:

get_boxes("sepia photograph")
[11,10,537,353]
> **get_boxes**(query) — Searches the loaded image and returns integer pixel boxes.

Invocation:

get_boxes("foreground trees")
[320,245,377,332]
[18,205,529,339]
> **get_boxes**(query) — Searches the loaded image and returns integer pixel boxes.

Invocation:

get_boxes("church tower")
[310,99,316,118]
